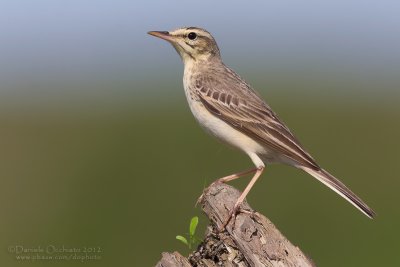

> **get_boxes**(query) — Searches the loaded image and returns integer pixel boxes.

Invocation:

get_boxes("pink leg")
[196,167,259,205]
[222,166,265,229]
[217,167,259,183]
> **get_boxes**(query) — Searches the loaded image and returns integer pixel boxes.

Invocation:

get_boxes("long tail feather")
[300,167,375,218]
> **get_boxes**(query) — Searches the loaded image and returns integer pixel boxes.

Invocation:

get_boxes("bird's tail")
[300,166,375,218]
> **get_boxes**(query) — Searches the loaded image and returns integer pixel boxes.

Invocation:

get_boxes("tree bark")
[155,183,316,267]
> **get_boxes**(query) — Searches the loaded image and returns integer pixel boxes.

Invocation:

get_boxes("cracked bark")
[155,183,316,267]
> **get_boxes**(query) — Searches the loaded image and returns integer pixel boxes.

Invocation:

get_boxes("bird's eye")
[188,32,197,40]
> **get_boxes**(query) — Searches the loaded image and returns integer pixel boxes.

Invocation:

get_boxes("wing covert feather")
[194,73,318,169]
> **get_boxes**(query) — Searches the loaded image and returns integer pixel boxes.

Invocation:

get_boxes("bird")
[148,27,375,227]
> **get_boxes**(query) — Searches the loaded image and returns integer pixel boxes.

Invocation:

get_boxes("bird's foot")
[219,202,242,232]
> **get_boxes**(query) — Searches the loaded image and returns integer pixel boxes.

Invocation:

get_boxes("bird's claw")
[219,202,241,232]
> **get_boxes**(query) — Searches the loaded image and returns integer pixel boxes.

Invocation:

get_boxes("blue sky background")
[0,0,399,99]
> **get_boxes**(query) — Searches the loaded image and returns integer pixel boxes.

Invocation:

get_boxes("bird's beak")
[147,31,174,42]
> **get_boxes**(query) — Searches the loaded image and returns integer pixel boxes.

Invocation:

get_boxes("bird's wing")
[195,83,319,169]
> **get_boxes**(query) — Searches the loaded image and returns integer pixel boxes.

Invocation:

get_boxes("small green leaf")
[189,216,199,237]
[176,235,188,246]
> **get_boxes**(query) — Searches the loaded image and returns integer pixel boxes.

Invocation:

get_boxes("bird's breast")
[182,84,268,167]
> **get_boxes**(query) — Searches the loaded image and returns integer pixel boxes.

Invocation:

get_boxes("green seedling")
[176,216,201,249]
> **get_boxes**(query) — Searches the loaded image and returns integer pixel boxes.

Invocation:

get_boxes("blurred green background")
[1,1,399,266]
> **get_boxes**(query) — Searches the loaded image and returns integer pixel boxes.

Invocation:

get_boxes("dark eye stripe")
[185,42,195,48]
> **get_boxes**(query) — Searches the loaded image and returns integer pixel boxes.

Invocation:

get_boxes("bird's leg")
[196,167,259,205]
[216,167,259,183]
[221,166,265,230]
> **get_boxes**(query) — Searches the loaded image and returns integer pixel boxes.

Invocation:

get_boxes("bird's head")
[148,27,221,63]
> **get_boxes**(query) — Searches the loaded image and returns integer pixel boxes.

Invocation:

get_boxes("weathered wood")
[156,252,191,267]
[155,183,316,267]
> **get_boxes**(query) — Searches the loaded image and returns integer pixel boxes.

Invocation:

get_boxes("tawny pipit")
[148,27,375,226]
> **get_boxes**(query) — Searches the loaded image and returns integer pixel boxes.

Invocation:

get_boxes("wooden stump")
[155,183,315,267]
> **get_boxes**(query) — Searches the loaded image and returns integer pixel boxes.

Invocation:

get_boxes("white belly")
[185,92,267,168]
